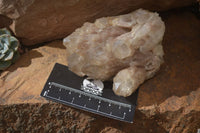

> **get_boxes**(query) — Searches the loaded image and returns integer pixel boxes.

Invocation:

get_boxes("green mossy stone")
[0,53,5,60]
[2,49,14,61]
[12,51,20,63]
[0,60,11,70]
[0,34,11,47]
[0,28,20,71]
[10,36,19,51]
[1,43,9,54]
[0,28,11,36]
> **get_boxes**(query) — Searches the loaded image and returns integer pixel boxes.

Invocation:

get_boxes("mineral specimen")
[63,9,165,97]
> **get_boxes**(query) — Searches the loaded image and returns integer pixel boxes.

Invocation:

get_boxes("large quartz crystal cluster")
[63,9,165,97]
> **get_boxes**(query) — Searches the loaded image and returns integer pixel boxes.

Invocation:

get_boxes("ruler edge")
[40,63,137,123]
[41,93,135,123]
[50,81,132,108]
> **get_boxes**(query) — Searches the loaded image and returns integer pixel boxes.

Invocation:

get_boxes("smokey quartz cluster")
[63,9,165,97]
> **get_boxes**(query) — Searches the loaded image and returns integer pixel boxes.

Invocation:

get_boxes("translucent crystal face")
[63,9,165,97]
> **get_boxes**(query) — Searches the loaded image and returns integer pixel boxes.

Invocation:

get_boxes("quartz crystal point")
[63,9,165,97]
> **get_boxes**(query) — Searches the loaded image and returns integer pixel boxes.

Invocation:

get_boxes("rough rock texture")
[0,0,196,45]
[0,15,12,28]
[0,8,200,133]
[0,103,94,133]
[63,9,165,97]
[0,41,67,104]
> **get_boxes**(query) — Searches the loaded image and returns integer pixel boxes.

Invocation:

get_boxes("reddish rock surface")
[0,15,12,28]
[0,41,67,104]
[0,0,196,45]
[0,8,200,133]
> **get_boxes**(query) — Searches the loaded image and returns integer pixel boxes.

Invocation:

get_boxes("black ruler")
[40,63,138,123]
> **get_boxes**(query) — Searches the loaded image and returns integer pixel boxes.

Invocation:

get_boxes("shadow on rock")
[6,50,43,72]
[137,7,200,107]
[46,40,66,49]
[0,15,12,28]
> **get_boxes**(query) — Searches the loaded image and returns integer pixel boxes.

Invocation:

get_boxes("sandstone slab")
[0,41,67,104]
[0,8,200,133]
[0,15,12,28]
[0,0,196,45]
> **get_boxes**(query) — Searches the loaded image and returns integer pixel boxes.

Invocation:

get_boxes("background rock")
[0,15,12,28]
[0,7,200,133]
[0,41,67,104]
[0,0,196,45]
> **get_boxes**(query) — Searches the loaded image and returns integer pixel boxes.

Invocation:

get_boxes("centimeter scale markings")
[43,82,132,120]
[40,63,137,123]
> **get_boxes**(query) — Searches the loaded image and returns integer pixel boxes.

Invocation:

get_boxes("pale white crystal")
[63,9,165,97]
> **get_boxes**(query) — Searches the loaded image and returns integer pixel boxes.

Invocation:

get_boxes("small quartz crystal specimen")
[63,9,165,97]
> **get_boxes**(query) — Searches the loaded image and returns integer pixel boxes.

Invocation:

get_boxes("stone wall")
[0,0,196,45]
